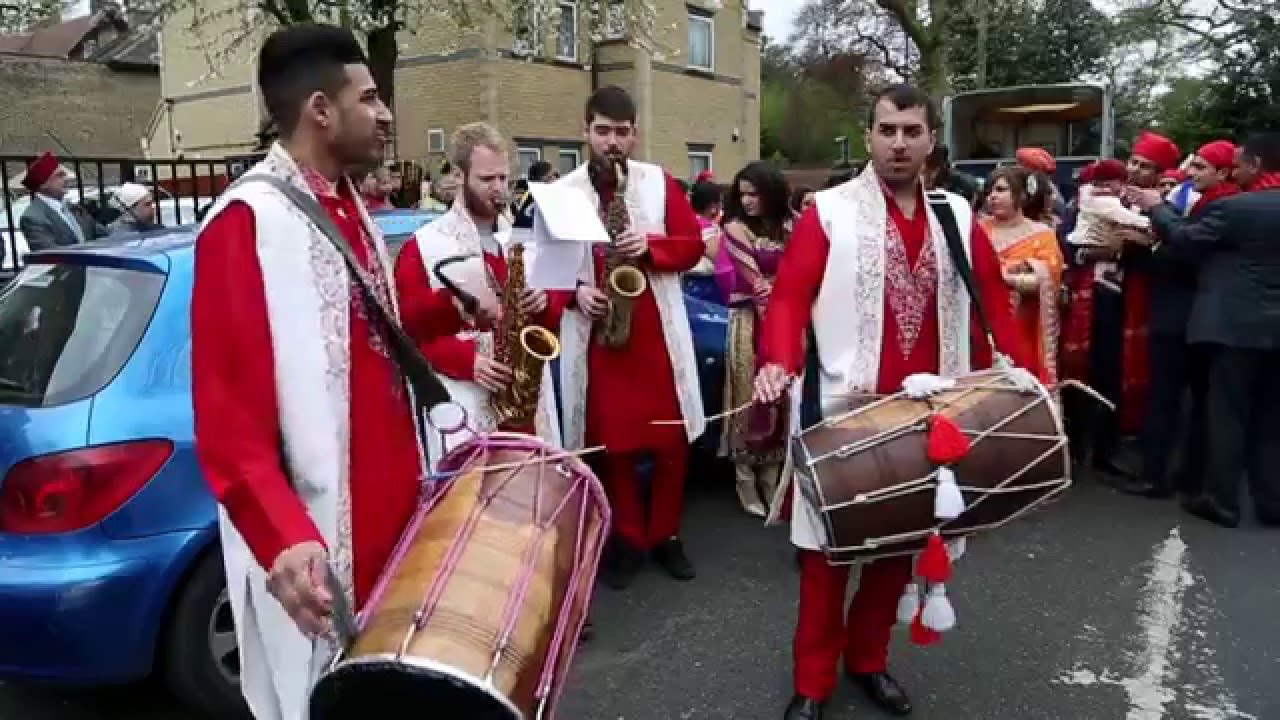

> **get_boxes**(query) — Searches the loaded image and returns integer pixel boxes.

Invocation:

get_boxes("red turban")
[1092,159,1128,184]
[1131,132,1181,172]
[694,170,714,184]
[1161,169,1188,183]
[22,151,58,192]
[1015,147,1056,173]
[1078,162,1097,184]
[1196,140,1236,170]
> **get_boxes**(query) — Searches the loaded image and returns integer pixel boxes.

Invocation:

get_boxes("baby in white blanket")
[1068,184,1152,293]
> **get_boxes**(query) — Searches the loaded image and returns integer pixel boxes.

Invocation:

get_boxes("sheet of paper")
[525,222,588,290]
[527,182,610,244]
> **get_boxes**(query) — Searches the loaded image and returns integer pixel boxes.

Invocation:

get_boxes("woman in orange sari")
[980,166,1065,383]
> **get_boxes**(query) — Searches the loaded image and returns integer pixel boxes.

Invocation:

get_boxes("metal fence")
[2,153,263,273]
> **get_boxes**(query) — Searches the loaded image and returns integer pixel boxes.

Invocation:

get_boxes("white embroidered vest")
[411,203,562,464]
[197,144,418,720]
[554,159,705,450]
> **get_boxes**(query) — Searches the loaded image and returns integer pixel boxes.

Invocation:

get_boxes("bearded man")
[753,84,1028,720]
[1121,140,1239,500]
[394,122,566,461]
[192,25,491,720]
[554,85,706,588]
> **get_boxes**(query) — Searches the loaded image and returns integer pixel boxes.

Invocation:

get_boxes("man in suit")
[1128,131,1280,528]
[1120,140,1239,500]
[19,152,107,251]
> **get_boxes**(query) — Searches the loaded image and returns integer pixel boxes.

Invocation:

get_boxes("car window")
[0,262,165,407]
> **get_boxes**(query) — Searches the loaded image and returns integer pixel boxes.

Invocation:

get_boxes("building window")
[427,128,446,153]
[603,2,626,40]
[518,147,543,177]
[688,150,712,180]
[558,148,581,175]
[512,5,542,56]
[687,12,713,71]
[557,1,578,61]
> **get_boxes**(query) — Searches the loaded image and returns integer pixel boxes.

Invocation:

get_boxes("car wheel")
[164,551,249,719]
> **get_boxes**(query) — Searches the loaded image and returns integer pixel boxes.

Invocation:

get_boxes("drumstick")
[1055,379,1116,411]
[649,400,755,426]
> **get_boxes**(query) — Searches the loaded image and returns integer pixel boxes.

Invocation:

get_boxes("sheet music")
[522,182,605,290]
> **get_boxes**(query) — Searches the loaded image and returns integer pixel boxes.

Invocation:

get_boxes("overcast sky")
[751,0,801,42]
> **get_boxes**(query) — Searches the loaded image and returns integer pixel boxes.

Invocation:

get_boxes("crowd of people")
[681,128,1280,536]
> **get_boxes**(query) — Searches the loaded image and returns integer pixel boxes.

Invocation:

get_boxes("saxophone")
[490,241,560,429]
[597,159,648,348]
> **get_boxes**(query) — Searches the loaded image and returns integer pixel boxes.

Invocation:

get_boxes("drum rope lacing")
[370,434,608,716]
[802,372,1071,555]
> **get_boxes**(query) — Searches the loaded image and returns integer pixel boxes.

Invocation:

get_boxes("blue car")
[0,211,726,716]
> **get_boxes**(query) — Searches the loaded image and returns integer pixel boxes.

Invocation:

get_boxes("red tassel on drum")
[926,414,970,465]
[917,533,951,584]
[910,611,942,646]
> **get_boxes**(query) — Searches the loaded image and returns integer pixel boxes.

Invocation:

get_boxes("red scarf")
[1190,181,1239,215]
[1247,172,1280,192]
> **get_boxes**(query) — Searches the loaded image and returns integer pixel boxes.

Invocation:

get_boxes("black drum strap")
[800,326,822,429]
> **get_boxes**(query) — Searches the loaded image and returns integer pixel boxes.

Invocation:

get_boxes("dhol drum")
[310,432,610,720]
[792,369,1070,564]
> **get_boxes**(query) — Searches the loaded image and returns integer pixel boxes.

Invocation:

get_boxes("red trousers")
[793,550,913,701]
[600,447,688,551]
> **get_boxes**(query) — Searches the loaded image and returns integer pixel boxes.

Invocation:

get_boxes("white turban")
[112,182,150,212]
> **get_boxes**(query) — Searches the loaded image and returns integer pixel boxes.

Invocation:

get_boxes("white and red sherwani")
[192,144,463,720]
[393,201,568,464]
[554,160,706,551]
[760,166,1029,702]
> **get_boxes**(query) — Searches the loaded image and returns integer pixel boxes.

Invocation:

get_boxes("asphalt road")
[2,473,1278,720]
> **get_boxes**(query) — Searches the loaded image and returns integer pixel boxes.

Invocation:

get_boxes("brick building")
[151,0,763,180]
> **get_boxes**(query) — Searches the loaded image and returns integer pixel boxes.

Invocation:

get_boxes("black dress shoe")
[783,695,825,720]
[1114,478,1174,499]
[653,537,696,581]
[848,671,913,716]
[1181,495,1240,529]
[1093,458,1138,481]
[601,540,644,590]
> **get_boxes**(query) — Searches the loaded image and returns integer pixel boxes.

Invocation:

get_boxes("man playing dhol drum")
[192,25,493,720]
[554,85,707,588]
[753,84,1031,720]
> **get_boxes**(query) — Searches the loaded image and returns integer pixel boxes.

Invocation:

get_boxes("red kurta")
[192,173,464,609]
[762,188,1032,384]
[394,239,568,394]
[758,185,1028,702]
[581,172,705,453]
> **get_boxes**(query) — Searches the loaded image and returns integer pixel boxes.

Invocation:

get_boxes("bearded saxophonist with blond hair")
[393,122,567,463]
[553,86,707,589]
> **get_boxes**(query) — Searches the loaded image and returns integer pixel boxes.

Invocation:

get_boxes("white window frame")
[688,150,712,180]
[556,1,578,62]
[557,148,581,174]
[687,13,714,71]
[517,146,543,178]
[427,128,446,153]
[603,2,626,40]
[512,5,543,56]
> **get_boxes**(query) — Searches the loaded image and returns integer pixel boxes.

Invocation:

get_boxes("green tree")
[0,0,69,34]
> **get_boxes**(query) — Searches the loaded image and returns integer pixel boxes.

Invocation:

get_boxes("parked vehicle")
[0,210,727,717]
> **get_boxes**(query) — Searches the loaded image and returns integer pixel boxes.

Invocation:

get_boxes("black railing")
[2,153,263,273]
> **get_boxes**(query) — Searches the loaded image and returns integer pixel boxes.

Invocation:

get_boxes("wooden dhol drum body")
[310,433,610,720]
[792,369,1070,564]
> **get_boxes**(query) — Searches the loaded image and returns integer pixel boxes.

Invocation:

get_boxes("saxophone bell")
[519,325,560,362]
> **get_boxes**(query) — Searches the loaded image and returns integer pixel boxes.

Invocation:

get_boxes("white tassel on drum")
[921,584,956,632]
[934,466,965,520]
[946,536,967,561]
[902,373,956,399]
[896,583,921,625]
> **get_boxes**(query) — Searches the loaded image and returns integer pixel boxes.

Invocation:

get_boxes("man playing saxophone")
[394,122,567,464]
[553,86,707,588]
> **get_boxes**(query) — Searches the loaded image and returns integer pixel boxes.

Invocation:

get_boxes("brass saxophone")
[597,159,648,348]
[490,241,560,429]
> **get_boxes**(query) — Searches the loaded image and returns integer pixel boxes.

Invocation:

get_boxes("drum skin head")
[311,656,523,720]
